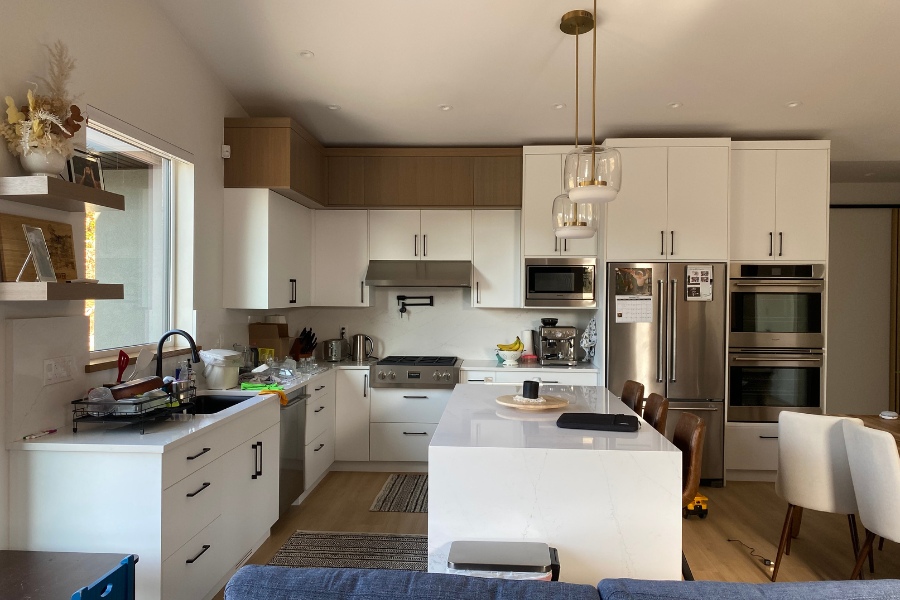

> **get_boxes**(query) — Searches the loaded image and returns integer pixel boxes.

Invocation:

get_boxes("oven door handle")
[731,282,823,287]
[668,407,719,412]
[731,356,821,362]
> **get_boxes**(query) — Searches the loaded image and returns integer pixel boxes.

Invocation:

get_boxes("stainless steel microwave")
[524,258,596,308]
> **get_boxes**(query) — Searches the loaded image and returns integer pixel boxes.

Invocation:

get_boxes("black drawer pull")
[186,482,211,498]
[186,447,210,461]
[468,379,485,382]
[403,395,429,399]
[542,380,559,384]
[315,386,325,391]
[314,443,325,452]
[760,436,779,439]
[314,406,325,413]
[186,545,210,564]
[403,431,428,436]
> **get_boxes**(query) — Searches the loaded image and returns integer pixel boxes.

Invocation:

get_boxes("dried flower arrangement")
[1,41,84,158]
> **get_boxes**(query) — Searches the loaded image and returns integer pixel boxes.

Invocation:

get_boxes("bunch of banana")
[497,337,524,352]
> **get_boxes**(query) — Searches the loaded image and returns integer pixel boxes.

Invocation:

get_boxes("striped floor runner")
[267,531,427,571]
[369,473,428,513]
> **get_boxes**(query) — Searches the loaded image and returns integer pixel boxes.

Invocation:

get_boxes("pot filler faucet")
[156,329,201,378]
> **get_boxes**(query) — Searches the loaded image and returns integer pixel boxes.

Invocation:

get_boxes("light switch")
[43,355,75,386]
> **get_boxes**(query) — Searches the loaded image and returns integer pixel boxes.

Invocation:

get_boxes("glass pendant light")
[563,0,621,205]
[553,9,600,239]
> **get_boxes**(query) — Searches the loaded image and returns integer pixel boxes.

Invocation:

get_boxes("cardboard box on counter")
[249,323,292,359]
[252,338,292,359]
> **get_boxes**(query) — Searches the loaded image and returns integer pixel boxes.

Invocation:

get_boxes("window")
[85,124,177,352]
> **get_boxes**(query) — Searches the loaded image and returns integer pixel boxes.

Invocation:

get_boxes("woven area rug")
[268,531,427,571]
[370,473,428,513]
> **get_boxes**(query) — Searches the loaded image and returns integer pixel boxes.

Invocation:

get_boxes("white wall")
[0,0,247,547]
[826,208,891,414]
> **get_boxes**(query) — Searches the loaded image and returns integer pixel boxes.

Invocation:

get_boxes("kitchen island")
[428,384,682,584]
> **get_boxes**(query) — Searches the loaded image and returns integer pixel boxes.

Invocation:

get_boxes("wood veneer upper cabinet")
[327,157,365,206]
[473,156,523,207]
[363,156,473,207]
[224,118,327,206]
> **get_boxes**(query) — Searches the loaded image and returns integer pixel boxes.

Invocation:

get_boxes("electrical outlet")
[43,355,75,386]
[221,144,231,158]
[340,326,346,339]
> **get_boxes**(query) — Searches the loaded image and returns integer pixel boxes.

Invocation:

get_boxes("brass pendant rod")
[590,0,597,182]
[575,24,579,148]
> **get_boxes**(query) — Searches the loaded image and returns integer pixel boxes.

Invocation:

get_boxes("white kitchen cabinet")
[224,189,310,309]
[369,210,472,261]
[312,209,371,306]
[370,422,437,462]
[605,140,730,262]
[522,149,597,257]
[334,368,370,461]
[459,367,599,387]
[473,210,520,307]
[305,370,336,488]
[730,143,829,262]
[725,422,779,478]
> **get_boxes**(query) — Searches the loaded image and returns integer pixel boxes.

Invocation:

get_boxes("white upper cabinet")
[605,140,730,262]
[369,210,472,261]
[522,149,597,257]
[312,209,371,306]
[730,142,830,262]
[224,189,310,309]
[473,210,521,308]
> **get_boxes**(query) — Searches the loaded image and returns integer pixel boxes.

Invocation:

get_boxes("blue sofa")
[225,565,900,599]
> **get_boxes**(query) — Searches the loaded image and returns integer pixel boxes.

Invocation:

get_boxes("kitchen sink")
[189,392,257,414]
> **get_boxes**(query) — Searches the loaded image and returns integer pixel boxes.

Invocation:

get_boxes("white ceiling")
[151,0,900,181]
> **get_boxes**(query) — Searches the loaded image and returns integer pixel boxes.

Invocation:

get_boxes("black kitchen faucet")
[156,329,201,378]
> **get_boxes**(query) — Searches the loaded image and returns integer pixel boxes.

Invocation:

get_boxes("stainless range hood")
[364,260,472,287]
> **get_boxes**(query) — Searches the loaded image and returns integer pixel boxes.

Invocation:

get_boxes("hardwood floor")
[214,473,898,598]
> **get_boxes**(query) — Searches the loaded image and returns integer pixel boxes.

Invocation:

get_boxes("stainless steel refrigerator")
[607,262,726,484]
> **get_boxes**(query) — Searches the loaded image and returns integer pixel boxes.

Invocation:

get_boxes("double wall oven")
[728,263,826,422]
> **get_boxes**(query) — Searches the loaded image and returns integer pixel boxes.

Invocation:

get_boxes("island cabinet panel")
[473,156,522,207]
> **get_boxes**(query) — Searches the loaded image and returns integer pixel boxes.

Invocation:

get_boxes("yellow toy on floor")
[684,493,708,519]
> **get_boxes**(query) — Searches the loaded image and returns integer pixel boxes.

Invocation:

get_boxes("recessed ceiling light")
[553,103,566,110]
[327,104,341,111]
[298,50,315,59]
[786,101,802,108]
[864,172,877,177]
[668,102,683,109]
[438,104,453,111]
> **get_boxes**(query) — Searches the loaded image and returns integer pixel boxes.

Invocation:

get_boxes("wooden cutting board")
[496,394,569,411]
[0,213,77,281]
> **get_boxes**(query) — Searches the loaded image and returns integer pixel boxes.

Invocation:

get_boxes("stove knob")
[442,372,451,382]
[388,371,396,380]
[377,371,386,380]
[433,371,441,381]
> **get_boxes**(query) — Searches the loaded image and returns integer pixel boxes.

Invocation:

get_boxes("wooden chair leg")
[791,506,804,538]
[868,528,876,574]
[849,514,861,558]
[772,503,795,581]
[851,530,877,580]
[682,552,694,581]
[879,536,885,551]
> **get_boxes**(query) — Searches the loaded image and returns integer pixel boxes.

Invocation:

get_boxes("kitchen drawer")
[306,389,335,443]
[305,427,335,488]
[725,423,779,472]
[463,370,496,383]
[162,515,226,600]
[492,371,598,386]
[308,370,335,401]
[370,388,450,424]
[370,422,437,462]
[162,456,223,560]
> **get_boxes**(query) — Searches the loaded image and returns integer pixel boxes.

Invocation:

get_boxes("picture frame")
[67,148,104,190]
[20,225,57,282]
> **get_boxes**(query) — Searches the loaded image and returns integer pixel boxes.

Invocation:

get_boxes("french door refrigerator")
[607,262,726,484]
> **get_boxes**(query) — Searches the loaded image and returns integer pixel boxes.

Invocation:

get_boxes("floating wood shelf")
[0,176,125,211]
[0,282,124,301]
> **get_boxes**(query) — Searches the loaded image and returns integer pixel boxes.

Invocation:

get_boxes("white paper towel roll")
[521,329,534,354]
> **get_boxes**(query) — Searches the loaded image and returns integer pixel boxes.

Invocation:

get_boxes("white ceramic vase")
[19,146,67,177]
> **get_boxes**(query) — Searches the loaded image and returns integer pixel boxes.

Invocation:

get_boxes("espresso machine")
[538,325,579,365]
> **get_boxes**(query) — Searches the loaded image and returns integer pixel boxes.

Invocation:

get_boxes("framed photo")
[21,225,57,282]
[67,149,104,190]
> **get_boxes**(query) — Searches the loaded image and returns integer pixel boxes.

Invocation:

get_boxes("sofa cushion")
[598,578,900,600]
[226,565,600,600]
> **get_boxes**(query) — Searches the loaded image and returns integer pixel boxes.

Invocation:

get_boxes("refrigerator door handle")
[669,278,677,383]
[657,279,665,383]
[669,406,719,412]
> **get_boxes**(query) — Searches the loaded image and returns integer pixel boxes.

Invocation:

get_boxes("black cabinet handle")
[360,281,364,304]
[670,230,675,255]
[314,443,325,452]
[186,447,210,461]
[778,232,783,256]
[186,545,210,564]
[403,395,429,399]
[289,278,297,304]
[186,482,210,498]
[314,406,325,413]
[251,441,263,479]
[660,230,665,255]
[423,234,428,256]
[760,435,779,439]
[315,386,325,391]
[403,431,428,436]
[363,374,368,398]
[769,232,773,257]
[414,234,418,257]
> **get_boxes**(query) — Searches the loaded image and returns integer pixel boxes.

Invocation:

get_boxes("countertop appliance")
[538,326,579,365]
[524,257,596,308]
[323,339,347,362]
[727,349,823,422]
[279,386,307,515]
[607,262,726,485]
[351,334,375,362]
[370,356,462,389]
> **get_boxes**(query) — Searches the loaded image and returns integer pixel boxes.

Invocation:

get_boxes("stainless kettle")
[351,334,375,362]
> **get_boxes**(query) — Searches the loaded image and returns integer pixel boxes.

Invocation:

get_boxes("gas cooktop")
[371,356,462,388]
[377,356,458,366]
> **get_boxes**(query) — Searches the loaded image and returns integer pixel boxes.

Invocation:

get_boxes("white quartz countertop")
[460,359,598,372]
[430,384,677,452]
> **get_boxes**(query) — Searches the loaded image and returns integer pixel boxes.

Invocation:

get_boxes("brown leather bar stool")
[643,393,669,435]
[673,412,706,581]
[621,380,645,415]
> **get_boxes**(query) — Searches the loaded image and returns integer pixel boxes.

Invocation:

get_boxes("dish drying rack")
[71,385,197,434]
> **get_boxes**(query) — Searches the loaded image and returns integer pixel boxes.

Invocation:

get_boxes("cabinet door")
[420,210,472,260]
[335,369,370,461]
[473,210,520,307]
[522,154,564,256]
[369,210,421,260]
[560,229,598,257]
[473,156,522,207]
[730,149,777,261]
[267,192,302,308]
[666,146,729,260]
[775,149,829,261]
[606,147,668,261]
[312,210,370,306]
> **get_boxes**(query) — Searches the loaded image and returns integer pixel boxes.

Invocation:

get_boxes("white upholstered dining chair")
[771,412,863,581]
[842,419,900,580]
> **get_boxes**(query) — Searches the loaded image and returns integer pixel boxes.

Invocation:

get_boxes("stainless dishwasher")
[663,399,724,486]
[279,387,307,515]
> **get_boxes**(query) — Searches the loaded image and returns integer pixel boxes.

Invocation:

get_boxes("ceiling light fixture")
[553,103,567,110]
[298,50,315,59]
[786,101,802,108]
[327,104,341,111]
[668,102,683,109]
[438,104,453,111]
